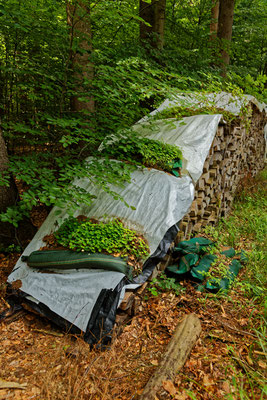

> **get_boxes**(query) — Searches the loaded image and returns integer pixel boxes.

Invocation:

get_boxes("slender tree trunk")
[0,125,19,245]
[0,128,17,213]
[139,0,166,50]
[153,0,166,50]
[210,0,220,41]
[217,0,235,75]
[66,0,94,114]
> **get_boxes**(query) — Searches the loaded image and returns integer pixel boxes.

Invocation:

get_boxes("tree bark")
[138,313,201,400]
[217,0,235,75]
[0,125,18,245]
[210,0,220,41]
[139,0,166,50]
[0,127,17,213]
[66,0,94,114]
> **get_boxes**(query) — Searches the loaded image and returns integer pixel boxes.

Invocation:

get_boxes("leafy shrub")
[101,131,182,173]
[54,217,150,260]
[148,273,182,297]
[0,155,135,226]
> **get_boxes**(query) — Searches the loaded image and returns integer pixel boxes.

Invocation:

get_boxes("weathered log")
[138,313,201,400]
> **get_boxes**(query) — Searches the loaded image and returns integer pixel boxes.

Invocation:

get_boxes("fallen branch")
[138,313,201,400]
[32,329,64,337]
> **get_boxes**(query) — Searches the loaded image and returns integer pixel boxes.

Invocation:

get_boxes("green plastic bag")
[221,248,235,258]
[167,253,199,275]
[205,259,242,291]
[169,237,245,292]
[168,158,182,177]
[174,237,214,255]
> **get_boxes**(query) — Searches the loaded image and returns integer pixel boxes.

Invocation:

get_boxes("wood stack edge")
[177,106,266,241]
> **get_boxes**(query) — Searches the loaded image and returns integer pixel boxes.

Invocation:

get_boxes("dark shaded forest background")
[0,0,266,246]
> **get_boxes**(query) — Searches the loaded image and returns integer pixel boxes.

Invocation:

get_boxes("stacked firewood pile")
[178,104,266,240]
[115,103,266,326]
[116,105,265,324]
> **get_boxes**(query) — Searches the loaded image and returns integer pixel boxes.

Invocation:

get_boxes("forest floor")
[0,171,266,400]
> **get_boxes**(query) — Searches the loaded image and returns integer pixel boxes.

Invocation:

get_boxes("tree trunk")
[217,0,235,75]
[139,0,166,50]
[66,0,94,114]
[0,128,17,213]
[0,126,18,246]
[210,0,220,41]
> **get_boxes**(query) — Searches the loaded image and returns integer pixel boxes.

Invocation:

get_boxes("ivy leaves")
[54,217,150,260]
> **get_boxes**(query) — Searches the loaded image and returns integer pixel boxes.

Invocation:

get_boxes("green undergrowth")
[201,168,267,398]
[101,132,182,174]
[54,217,150,261]
[148,273,183,297]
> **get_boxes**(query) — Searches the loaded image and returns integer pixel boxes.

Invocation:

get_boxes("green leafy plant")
[54,217,149,260]
[0,155,135,226]
[101,131,182,173]
[201,253,232,287]
[0,243,21,254]
[148,273,182,297]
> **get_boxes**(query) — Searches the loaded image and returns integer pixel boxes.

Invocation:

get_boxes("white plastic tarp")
[10,268,124,332]
[147,91,266,117]
[8,167,194,330]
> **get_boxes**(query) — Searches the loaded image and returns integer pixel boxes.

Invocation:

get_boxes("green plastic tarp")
[166,237,246,292]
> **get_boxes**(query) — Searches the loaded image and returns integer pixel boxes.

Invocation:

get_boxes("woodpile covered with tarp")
[179,103,266,239]
[7,92,266,343]
[136,92,266,241]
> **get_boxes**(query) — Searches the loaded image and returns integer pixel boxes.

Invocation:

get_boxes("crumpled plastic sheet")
[145,91,266,117]
[8,167,194,330]
[137,90,266,170]
[9,268,124,332]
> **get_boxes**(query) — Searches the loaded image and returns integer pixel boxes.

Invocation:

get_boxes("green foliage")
[0,154,135,226]
[0,0,266,229]
[203,169,267,301]
[201,169,267,397]
[201,253,232,287]
[232,0,267,77]
[101,130,182,172]
[0,243,21,254]
[228,73,267,103]
[54,217,150,260]
[148,273,182,297]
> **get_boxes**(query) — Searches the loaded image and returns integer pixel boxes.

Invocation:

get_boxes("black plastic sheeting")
[5,278,126,349]
[132,223,179,285]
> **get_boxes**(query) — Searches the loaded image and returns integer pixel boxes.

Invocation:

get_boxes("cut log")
[119,291,135,311]
[138,313,201,400]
